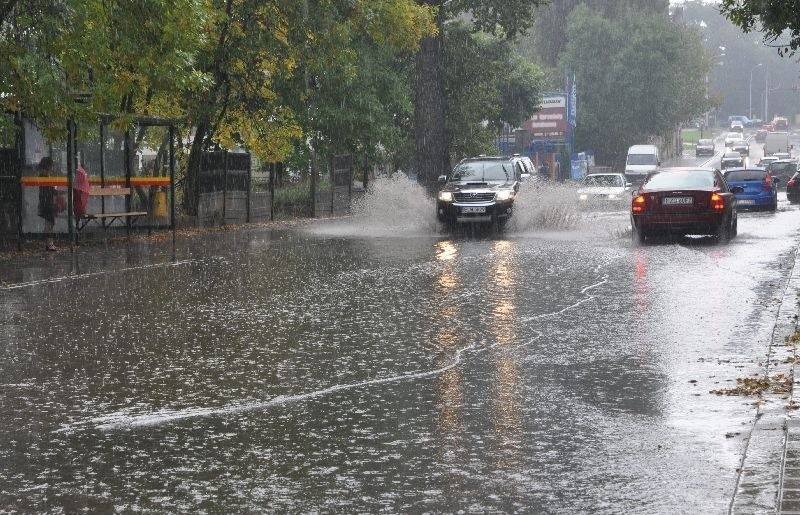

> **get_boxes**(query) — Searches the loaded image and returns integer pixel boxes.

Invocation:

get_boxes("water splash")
[508,183,581,232]
[306,174,439,237]
[353,174,438,233]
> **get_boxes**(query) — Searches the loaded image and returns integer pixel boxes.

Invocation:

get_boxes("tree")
[413,0,548,191]
[182,0,436,214]
[560,5,712,166]
[443,23,542,161]
[0,0,437,214]
[720,0,800,55]
[677,2,799,123]
[525,0,669,68]
[0,1,203,139]
[272,0,435,178]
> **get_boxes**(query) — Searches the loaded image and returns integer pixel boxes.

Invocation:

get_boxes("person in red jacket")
[73,164,90,218]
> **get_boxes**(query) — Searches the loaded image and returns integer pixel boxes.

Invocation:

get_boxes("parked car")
[436,155,527,229]
[695,139,715,157]
[722,167,777,211]
[786,172,800,203]
[720,151,745,170]
[766,160,798,185]
[630,167,740,244]
[577,173,633,209]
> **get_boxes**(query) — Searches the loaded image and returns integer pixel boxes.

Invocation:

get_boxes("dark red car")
[630,167,741,244]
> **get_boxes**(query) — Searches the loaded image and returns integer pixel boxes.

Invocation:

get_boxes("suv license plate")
[663,196,693,205]
[462,206,486,214]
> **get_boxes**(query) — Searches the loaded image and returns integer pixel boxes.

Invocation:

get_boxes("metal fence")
[0,148,18,241]
[314,154,353,217]
[197,150,252,226]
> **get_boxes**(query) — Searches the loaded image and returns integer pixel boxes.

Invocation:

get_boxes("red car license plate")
[662,196,693,205]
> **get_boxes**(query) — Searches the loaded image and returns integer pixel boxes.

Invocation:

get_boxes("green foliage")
[446,0,549,38]
[0,0,203,140]
[682,1,799,123]
[720,0,800,56]
[523,0,669,68]
[273,181,311,217]
[560,5,712,165]
[443,23,542,161]
[682,127,700,146]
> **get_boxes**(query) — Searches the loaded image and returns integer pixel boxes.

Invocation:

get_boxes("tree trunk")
[184,120,210,216]
[414,29,449,193]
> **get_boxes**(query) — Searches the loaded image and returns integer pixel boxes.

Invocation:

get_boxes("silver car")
[577,173,633,210]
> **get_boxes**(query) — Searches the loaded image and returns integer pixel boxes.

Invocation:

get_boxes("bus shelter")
[14,115,179,247]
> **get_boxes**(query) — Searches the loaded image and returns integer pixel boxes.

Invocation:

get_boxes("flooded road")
[2,173,800,512]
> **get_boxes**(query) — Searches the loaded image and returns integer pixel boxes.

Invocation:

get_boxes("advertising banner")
[522,95,567,139]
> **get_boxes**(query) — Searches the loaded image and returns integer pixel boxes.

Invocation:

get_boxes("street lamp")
[749,63,762,120]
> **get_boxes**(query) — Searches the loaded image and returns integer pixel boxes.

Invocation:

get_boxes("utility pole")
[749,63,762,120]
[765,70,769,123]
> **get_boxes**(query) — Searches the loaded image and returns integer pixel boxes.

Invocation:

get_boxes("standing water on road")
[3,175,800,512]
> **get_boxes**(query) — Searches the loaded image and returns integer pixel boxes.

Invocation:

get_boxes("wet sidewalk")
[731,243,800,513]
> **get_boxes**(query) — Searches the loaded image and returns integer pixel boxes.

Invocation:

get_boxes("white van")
[625,144,660,183]
[764,131,790,156]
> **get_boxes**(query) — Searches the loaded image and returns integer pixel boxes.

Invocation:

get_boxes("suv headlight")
[438,191,454,202]
[496,190,515,201]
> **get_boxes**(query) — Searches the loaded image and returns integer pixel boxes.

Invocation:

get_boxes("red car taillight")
[632,194,646,213]
[710,192,725,211]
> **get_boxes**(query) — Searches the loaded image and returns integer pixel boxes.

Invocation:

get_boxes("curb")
[778,244,800,513]
[732,245,800,513]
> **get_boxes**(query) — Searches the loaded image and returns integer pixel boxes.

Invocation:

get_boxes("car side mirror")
[437,175,447,184]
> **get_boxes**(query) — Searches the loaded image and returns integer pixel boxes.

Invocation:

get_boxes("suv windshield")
[451,160,514,182]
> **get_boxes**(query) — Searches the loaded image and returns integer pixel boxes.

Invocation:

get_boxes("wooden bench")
[76,187,148,231]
